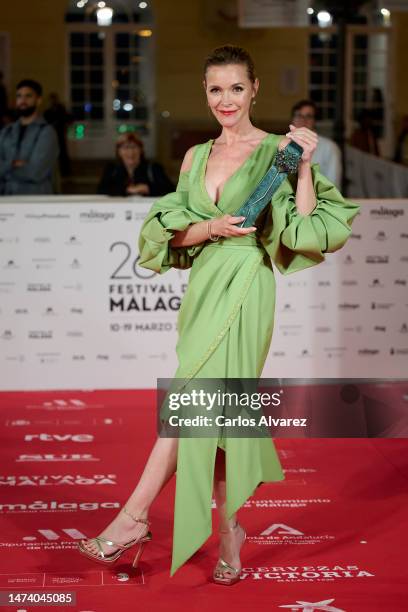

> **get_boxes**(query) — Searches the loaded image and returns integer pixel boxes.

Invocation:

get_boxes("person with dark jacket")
[98,133,174,197]
[0,79,59,195]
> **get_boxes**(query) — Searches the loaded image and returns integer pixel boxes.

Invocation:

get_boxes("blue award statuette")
[234,140,304,228]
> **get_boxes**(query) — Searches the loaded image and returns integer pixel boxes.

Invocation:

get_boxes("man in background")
[0,79,59,195]
[291,99,342,188]
[0,71,8,129]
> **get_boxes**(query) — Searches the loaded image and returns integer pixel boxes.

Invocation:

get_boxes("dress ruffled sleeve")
[260,163,360,275]
[138,170,206,274]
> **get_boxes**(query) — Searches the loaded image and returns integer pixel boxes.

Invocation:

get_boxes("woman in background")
[98,132,174,197]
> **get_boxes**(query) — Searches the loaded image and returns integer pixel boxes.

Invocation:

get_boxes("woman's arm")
[279,125,318,216]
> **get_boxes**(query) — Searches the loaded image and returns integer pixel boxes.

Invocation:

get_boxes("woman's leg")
[213,447,246,570]
[82,436,178,554]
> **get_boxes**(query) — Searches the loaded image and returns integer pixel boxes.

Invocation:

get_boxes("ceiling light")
[96,6,113,26]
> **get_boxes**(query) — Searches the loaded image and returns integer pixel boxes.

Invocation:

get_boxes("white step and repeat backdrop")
[0,196,407,390]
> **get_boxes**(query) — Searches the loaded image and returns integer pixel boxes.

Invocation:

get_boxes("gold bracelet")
[207,220,220,242]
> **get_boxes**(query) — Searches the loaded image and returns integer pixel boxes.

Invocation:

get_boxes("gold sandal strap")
[94,536,127,551]
[215,558,240,576]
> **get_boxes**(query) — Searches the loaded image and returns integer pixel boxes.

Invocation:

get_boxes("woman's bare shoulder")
[180,141,209,173]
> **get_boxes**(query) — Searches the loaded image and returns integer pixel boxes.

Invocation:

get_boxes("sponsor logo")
[323,347,346,358]
[65,235,82,245]
[0,500,121,513]
[0,474,116,486]
[0,235,19,242]
[373,325,386,332]
[28,330,53,339]
[1,329,14,340]
[249,523,335,546]
[4,259,19,269]
[308,303,326,311]
[390,347,408,355]
[80,210,115,222]
[34,236,51,243]
[26,398,102,411]
[370,206,404,218]
[287,280,307,287]
[0,281,15,293]
[23,528,86,542]
[70,307,83,314]
[42,307,57,316]
[343,325,363,332]
[27,283,52,292]
[281,303,295,312]
[279,324,302,336]
[239,564,374,582]
[371,301,394,309]
[0,212,16,221]
[375,230,387,241]
[24,433,94,442]
[70,258,81,269]
[24,213,71,220]
[4,353,25,362]
[16,454,99,462]
[365,255,389,264]
[242,498,328,509]
[338,303,360,310]
[279,598,346,611]
[120,353,138,360]
[33,258,56,270]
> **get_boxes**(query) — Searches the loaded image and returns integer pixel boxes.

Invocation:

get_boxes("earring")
[252,98,256,105]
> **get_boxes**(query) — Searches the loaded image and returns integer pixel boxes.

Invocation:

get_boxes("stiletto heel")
[132,542,144,568]
[132,529,152,568]
[213,521,246,586]
[78,506,152,568]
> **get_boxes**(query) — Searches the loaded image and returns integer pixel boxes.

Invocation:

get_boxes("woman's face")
[118,141,142,167]
[203,63,258,128]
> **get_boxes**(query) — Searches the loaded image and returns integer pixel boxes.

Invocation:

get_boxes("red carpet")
[0,389,407,611]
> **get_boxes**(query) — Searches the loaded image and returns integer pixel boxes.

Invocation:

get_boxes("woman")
[97,132,174,197]
[79,45,360,584]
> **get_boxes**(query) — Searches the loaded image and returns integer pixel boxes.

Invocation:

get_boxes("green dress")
[138,133,360,576]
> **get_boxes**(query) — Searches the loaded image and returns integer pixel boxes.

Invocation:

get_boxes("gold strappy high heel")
[213,521,246,586]
[78,506,152,569]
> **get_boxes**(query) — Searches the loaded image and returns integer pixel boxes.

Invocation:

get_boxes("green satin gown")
[138,133,360,576]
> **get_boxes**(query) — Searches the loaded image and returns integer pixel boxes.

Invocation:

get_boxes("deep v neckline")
[201,133,272,207]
